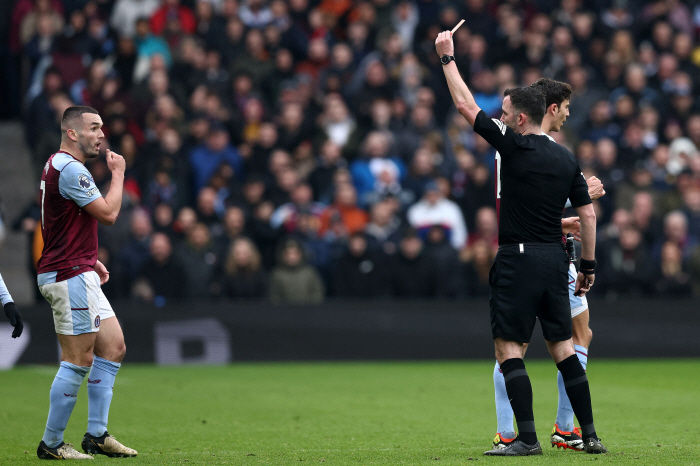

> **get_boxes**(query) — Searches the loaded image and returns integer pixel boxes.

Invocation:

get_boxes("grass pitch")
[0,360,698,465]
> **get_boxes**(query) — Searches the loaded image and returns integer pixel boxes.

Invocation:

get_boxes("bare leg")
[58,332,97,367]
[495,337,526,365]
[93,316,126,362]
[545,339,576,364]
[572,309,592,348]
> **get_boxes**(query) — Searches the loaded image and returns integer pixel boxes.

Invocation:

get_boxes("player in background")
[1,272,23,338]
[489,78,605,453]
[36,106,137,459]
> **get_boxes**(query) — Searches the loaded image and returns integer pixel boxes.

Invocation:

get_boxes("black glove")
[4,302,23,338]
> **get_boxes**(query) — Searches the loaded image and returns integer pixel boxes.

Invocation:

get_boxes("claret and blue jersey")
[37,151,102,284]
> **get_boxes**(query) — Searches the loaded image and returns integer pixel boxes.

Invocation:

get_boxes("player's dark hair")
[503,87,545,126]
[61,106,99,134]
[530,78,572,109]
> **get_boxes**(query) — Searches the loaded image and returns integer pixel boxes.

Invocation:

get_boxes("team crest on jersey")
[491,119,507,135]
[78,174,92,189]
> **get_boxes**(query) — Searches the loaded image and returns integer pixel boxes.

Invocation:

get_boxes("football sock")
[43,362,90,448]
[87,356,121,437]
[574,345,588,371]
[493,361,516,437]
[555,345,589,431]
[557,354,596,440]
[500,358,537,445]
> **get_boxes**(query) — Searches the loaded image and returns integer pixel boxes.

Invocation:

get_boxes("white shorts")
[38,271,115,335]
[568,263,588,318]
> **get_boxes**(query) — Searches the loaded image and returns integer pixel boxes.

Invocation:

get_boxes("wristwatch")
[440,55,455,65]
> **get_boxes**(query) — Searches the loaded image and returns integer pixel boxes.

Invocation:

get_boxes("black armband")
[579,258,596,274]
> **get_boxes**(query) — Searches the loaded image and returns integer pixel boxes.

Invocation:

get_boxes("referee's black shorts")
[489,242,571,343]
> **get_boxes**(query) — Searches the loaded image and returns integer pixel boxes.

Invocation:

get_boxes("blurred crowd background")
[2,0,700,305]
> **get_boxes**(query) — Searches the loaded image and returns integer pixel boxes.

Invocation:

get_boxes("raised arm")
[83,150,125,226]
[435,31,481,126]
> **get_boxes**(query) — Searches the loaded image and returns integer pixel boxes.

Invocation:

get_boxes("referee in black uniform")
[435,31,607,456]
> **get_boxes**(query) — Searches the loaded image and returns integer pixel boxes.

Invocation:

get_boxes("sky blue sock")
[494,362,516,437]
[87,356,121,437]
[575,345,588,371]
[555,346,588,432]
[43,362,90,448]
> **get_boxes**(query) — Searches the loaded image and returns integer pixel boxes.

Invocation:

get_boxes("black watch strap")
[441,55,455,65]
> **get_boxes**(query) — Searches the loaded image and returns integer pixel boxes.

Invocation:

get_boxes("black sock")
[557,354,597,439]
[500,358,537,445]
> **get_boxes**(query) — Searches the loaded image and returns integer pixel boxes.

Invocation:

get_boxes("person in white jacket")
[407,180,468,249]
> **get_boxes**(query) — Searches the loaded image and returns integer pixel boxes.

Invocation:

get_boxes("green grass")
[1,360,698,464]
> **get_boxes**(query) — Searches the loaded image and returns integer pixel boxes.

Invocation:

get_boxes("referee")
[435,31,607,456]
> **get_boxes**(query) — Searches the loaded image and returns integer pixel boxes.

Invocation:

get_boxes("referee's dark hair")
[530,78,573,109]
[503,87,546,126]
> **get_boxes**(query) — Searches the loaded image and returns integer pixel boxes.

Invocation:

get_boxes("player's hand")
[3,302,23,338]
[586,176,605,200]
[95,260,110,285]
[106,149,126,175]
[435,31,455,57]
[574,271,594,297]
[561,216,581,241]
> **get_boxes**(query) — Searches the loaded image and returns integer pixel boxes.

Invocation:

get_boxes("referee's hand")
[574,271,594,297]
[435,31,455,57]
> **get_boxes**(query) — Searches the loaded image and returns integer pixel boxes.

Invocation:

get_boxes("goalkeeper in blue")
[487,78,605,454]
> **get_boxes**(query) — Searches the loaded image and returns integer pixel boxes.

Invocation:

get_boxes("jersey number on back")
[40,180,46,229]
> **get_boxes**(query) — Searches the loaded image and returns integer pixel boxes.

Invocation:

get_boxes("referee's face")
[500,96,519,131]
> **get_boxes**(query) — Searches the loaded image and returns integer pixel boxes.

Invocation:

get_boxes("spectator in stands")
[423,225,461,298]
[271,182,324,234]
[135,232,187,303]
[652,210,698,261]
[365,196,403,253]
[388,229,436,297]
[150,0,196,36]
[333,232,387,297]
[598,227,655,297]
[269,238,324,304]
[462,239,495,298]
[407,180,467,250]
[350,131,408,208]
[110,0,160,39]
[319,183,369,240]
[223,237,268,299]
[654,241,692,296]
[176,222,219,298]
[308,140,345,204]
[189,122,242,195]
[11,0,700,300]
[116,209,154,297]
[463,206,499,257]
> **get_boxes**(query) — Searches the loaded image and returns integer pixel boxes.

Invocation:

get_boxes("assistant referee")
[435,31,607,456]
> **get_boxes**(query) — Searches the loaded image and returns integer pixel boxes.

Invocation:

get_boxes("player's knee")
[82,353,94,368]
[115,341,127,361]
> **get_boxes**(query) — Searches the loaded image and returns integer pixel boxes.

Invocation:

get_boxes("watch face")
[441,55,452,64]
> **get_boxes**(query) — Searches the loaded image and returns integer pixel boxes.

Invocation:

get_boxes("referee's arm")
[435,31,481,126]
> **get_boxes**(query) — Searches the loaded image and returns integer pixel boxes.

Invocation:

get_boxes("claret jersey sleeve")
[568,165,592,208]
[58,161,102,207]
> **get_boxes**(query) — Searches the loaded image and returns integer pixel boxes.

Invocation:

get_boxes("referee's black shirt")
[473,110,591,245]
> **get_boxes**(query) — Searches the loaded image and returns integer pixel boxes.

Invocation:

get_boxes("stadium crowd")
[7,0,700,304]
